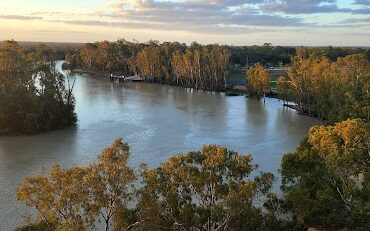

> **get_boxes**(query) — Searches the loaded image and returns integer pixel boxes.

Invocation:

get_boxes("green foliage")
[16,138,135,231]
[16,140,288,231]
[281,119,370,230]
[17,119,370,230]
[136,145,279,230]
[77,40,229,91]
[0,40,77,135]
[15,221,55,231]
[229,45,295,67]
[278,48,370,122]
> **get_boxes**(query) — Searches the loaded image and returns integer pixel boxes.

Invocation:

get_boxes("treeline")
[245,48,369,122]
[68,40,370,93]
[229,44,370,67]
[16,118,370,231]
[68,40,230,91]
[229,43,295,67]
[0,40,77,135]
[0,41,80,62]
[277,48,369,122]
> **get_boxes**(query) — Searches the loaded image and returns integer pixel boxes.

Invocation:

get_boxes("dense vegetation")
[66,40,370,95]
[0,40,76,135]
[68,40,230,91]
[241,46,369,123]
[229,44,370,68]
[2,39,369,230]
[16,118,370,230]
[16,139,290,231]
[281,119,370,230]
[276,48,369,122]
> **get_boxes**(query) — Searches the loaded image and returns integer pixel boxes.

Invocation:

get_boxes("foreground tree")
[16,165,89,230]
[84,138,135,231]
[17,140,292,231]
[281,119,370,230]
[136,145,278,231]
[16,139,135,231]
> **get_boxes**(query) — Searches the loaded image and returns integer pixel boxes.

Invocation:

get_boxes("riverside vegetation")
[0,40,369,230]
[246,48,369,123]
[65,40,370,92]
[16,119,370,231]
[70,40,369,122]
[0,40,76,135]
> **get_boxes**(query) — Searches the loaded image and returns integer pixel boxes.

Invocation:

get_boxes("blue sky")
[0,0,369,46]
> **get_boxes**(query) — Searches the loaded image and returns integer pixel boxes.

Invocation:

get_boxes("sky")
[0,0,369,46]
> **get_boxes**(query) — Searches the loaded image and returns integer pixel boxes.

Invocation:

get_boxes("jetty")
[108,74,143,82]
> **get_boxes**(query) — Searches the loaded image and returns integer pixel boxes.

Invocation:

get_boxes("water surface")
[0,64,320,230]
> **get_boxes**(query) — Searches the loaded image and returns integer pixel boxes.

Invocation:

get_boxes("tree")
[80,43,97,71]
[281,119,370,230]
[246,62,270,99]
[16,165,89,231]
[280,49,370,122]
[84,138,135,231]
[136,145,277,230]
[0,40,77,135]
[330,54,370,122]
[276,76,291,105]
[16,139,136,231]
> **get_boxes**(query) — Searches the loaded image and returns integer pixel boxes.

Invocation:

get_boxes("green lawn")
[269,81,277,89]
[227,69,286,90]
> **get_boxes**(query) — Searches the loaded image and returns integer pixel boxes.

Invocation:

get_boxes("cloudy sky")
[0,0,369,46]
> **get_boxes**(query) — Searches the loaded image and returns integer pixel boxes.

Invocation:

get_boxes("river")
[0,62,320,230]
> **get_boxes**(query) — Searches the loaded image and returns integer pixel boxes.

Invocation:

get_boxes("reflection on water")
[0,64,320,230]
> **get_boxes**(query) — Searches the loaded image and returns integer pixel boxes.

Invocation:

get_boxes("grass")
[269,81,277,89]
[227,69,286,91]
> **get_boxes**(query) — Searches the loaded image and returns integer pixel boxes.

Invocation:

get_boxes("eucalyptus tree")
[278,49,369,122]
[246,62,270,99]
[16,139,136,231]
[281,119,370,230]
[136,145,277,231]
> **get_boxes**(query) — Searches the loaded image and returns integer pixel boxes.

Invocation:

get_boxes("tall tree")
[84,138,135,231]
[246,62,270,99]
[281,119,370,230]
[136,145,277,231]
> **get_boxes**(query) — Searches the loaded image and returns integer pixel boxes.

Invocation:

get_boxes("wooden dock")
[108,74,143,82]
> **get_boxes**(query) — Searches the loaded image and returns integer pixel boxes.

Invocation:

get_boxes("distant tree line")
[0,40,77,135]
[5,40,369,69]
[65,39,370,93]
[229,43,296,67]
[15,118,370,231]
[228,44,370,67]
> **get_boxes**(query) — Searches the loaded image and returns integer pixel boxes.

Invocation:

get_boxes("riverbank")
[1,64,324,230]
[71,69,302,112]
